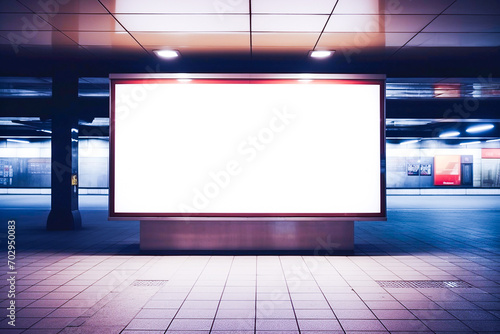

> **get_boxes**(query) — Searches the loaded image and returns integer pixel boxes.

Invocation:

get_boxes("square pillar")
[47,72,81,230]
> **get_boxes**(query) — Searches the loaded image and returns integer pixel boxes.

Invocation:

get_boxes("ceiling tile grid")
[18,0,108,14]
[252,0,337,14]
[115,14,249,32]
[444,0,500,15]
[0,0,499,58]
[49,14,125,32]
[423,15,500,33]
[407,32,500,47]
[252,15,328,32]
[100,0,249,14]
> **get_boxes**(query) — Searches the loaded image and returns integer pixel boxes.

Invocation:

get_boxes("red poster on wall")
[434,155,461,186]
[482,148,500,159]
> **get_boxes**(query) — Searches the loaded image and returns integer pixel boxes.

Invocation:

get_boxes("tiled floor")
[0,195,499,333]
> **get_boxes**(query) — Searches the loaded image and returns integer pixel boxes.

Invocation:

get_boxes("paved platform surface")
[0,195,498,333]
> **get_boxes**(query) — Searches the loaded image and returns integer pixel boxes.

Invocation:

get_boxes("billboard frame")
[109,73,387,221]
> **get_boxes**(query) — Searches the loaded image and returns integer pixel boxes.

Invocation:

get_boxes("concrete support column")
[47,72,81,230]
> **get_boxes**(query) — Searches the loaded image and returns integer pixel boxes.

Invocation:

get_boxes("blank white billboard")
[110,75,385,218]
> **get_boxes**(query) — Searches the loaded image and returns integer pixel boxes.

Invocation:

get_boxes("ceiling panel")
[325,15,380,33]
[18,0,107,14]
[0,0,499,73]
[0,13,52,30]
[252,33,319,47]
[252,15,329,32]
[334,0,379,14]
[325,15,434,33]
[0,30,77,46]
[100,0,248,14]
[115,14,249,32]
[385,0,455,15]
[423,15,500,33]
[407,33,500,47]
[65,32,139,46]
[385,33,414,47]
[82,44,146,56]
[145,45,250,55]
[252,0,336,14]
[0,1,32,13]
[132,32,249,48]
[251,47,310,55]
[49,14,124,32]
[385,15,434,33]
[317,32,385,48]
[445,0,500,15]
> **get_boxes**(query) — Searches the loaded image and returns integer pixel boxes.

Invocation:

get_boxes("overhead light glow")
[310,50,334,58]
[486,138,500,143]
[460,141,481,146]
[153,49,180,59]
[465,124,494,133]
[400,139,420,145]
[38,129,52,134]
[7,138,29,144]
[439,131,460,138]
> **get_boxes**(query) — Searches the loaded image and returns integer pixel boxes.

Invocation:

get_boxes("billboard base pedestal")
[140,220,354,254]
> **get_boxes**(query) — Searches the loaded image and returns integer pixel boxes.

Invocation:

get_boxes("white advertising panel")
[110,75,385,218]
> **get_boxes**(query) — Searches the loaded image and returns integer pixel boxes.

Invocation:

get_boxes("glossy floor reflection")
[0,195,499,333]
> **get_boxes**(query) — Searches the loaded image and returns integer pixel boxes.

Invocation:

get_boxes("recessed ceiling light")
[460,141,481,146]
[486,138,500,143]
[439,131,460,138]
[153,49,180,59]
[465,124,494,133]
[309,50,334,59]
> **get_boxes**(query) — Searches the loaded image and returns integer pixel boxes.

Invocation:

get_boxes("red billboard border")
[109,76,387,220]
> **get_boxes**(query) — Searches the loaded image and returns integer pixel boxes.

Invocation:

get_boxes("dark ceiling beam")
[0,98,54,117]
[2,97,500,120]
[386,99,500,120]
[0,97,109,118]
[0,47,499,77]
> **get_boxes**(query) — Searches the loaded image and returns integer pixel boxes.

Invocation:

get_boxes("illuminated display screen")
[110,75,386,219]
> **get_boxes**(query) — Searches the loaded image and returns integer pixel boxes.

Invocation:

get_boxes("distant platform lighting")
[460,141,481,146]
[400,139,420,145]
[465,124,494,133]
[7,139,29,144]
[439,131,460,138]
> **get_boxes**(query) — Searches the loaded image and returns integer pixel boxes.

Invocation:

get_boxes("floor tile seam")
[209,256,237,333]
[162,256,214,334]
